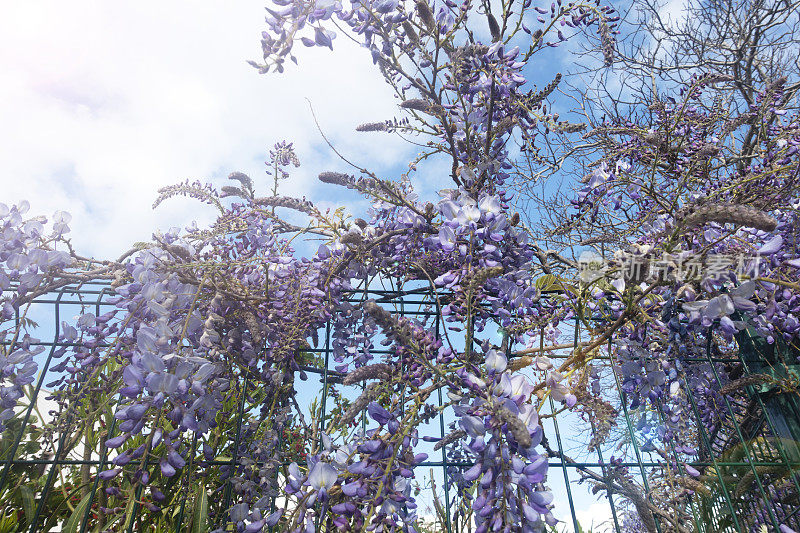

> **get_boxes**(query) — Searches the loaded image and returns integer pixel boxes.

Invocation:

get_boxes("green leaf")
[120,496,138,532]
[62,493,93,533]
[0,508,20,533]
[535,274,564,291]
[18,485,35,526]
[192,487,208,533]
[39,483,85,533]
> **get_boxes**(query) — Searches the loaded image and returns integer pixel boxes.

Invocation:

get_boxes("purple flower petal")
[246,519,266,532]
[160,459,176,477]
[758,235,783,255]
[105,434,128,449]
[98,468,121,481]
[463,462,482,481]
[266,509,284,526]
[485,349,507,373]
[367,402,392,424]
[308,462,338,490]
[230,503,249,523]
[460,415,486,437]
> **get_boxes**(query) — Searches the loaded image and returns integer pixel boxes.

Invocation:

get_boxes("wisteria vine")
[2,0,800,531]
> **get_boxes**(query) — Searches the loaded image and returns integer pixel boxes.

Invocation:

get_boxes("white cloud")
[0,0,413,259]
[659,0,690,22]
[550,489,619,533]
[574,500,616,532]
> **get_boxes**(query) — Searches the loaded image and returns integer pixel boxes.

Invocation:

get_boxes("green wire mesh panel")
[1,282,799,532]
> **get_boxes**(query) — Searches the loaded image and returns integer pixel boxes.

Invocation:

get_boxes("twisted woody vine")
[1,0,800,531]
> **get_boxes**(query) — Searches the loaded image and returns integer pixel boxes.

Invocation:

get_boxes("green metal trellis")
[1,282,799,532]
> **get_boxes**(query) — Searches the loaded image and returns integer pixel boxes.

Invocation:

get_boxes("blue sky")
[0,1,418,258]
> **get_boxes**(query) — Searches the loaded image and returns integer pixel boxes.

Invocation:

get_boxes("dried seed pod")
[487,13,501,41]
[555,121,587,133]
[703,73,734,84]
[677,476,711,496]
[242,310,263,346]
[492,116,515,135]
[720,112,753,137]
[681,204,777,232]
[465,44,489,56]
[318,171,351,185]
[164,244,193,261]
[415,0,436,31]
[340,231,363,246]
[434,429,466,450]
[528,73,561,107]
[466,266,504,292]
[221,185,246,198]
[402,20,419,44]
[253,195,316,215]
[228,171,254,190]
[719,374,771,395]
[599,19,615,66]
[400,98,432,113]
[342,364,392,385]
[356,122,389,132]
[695,144,720,157]
[767,76,788,92]
[341,383,382,425]
[735,465,781,497]
[643,131,663,146]
[495,406,532,448]
[363,300,417,349]
[509,356,532,372]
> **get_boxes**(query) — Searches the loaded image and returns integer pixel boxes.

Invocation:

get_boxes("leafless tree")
[512,0,800,255]
[617,0,800,107]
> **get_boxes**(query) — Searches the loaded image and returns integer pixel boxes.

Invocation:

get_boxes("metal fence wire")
[1,282,799,532]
